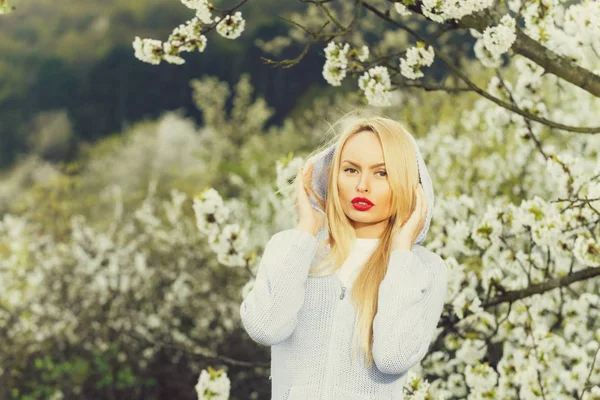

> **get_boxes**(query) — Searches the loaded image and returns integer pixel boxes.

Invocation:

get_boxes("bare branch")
[484,265,600,308]
[261,20,330,68]
[399,82,473,92]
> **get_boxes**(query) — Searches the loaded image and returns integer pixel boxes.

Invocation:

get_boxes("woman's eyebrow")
[342,160,386,169]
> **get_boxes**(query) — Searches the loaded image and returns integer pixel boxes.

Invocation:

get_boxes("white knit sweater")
[239,228,448,400]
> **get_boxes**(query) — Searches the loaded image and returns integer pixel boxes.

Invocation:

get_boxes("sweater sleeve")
[239,228,319,346]
[372,247,448,375]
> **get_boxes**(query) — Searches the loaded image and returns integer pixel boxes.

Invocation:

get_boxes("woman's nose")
[356,176,370,192]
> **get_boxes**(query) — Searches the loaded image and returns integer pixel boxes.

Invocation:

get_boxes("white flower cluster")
[394,2,412,16]
[451,287,483,319]
[169,17,209,53]
[521,1,562,45]
[471,15,517,68]
[214,11,246,40]
[399,43,435,79]
[133,16,209,65]
[402,370,437,400]
[464,362,498,397]
[323,41,350,86]
[420,0,494,23]
[563,1,600,47]
[513,1,600,72]
[358,66,392,107]
[192,188,251,267]
[195,367,231,400]
[322,41,369,86]
[275,154,305,195]
[573,235,600,267]
[181,0,214,23]
[133,0,246,65]
[132,37,163,65]
[484,15,517,59]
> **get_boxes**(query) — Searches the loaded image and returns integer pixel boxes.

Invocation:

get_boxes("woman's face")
[337,130,392,238]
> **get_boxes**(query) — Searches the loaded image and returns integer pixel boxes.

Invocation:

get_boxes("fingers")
[303,162,314,185]
[295,168,303,201]
[296,166,310,201]
[301,162,314,192]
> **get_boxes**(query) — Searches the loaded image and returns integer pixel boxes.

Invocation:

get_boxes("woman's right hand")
[293,161,325,236]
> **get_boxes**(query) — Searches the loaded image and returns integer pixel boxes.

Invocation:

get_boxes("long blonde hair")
[285,112,422,369]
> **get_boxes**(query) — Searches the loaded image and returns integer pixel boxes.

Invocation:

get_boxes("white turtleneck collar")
[336,237,381,289]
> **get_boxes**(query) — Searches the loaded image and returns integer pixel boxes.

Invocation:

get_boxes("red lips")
[351,197,374,206]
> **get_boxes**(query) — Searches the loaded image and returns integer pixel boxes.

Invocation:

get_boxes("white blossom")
[322,59,347,86]
[168,17,208,53]
[181,0,214,24]
[322,41,369,86]
[473,39,503,68]
[162,42,186,65]
[464,362,498,393]
[358,66,392,106]
[208,223,249,267]
[394,2,412,16]
[452,287,483,320]
[193,188,231,237]
[456,339,488,365]
[564,2,600,46]
[420,0,494,23]
[132,37,163,65]
[195,368,231,400]
[215,11,246,40]
[357,45,369,62]
[481,15,517,58]
[573,235,600,267]
[324,41,350,66]
[399,43,435,79]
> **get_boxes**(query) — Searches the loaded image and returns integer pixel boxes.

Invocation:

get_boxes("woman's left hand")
[391,184,428,251]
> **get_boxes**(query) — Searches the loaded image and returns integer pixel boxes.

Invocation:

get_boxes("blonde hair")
[284,111,421,369]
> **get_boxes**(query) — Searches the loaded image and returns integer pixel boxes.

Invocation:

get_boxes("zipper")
[340,283,346,300]
[336,271,346,300]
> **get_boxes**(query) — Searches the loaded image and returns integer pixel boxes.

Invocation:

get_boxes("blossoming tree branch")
[133,0,600,134]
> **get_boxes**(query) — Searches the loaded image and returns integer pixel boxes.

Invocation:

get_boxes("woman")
[240,114,448,400]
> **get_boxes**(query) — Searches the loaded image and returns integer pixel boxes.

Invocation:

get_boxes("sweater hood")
[308,133,434,245]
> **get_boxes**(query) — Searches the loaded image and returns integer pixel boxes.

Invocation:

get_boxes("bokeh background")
[1,0,600,399]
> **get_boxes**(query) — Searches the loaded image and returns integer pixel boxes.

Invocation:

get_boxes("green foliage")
[91,345,137,390]
[10,344,152,399]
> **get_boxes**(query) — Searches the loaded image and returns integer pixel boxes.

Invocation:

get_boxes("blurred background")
[1,0,599,399]
[0,0,328,170]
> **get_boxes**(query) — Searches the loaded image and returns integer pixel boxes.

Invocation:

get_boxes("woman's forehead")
[340,132,384,162]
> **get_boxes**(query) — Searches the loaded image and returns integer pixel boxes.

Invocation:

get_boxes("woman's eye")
[344,168,387,177]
